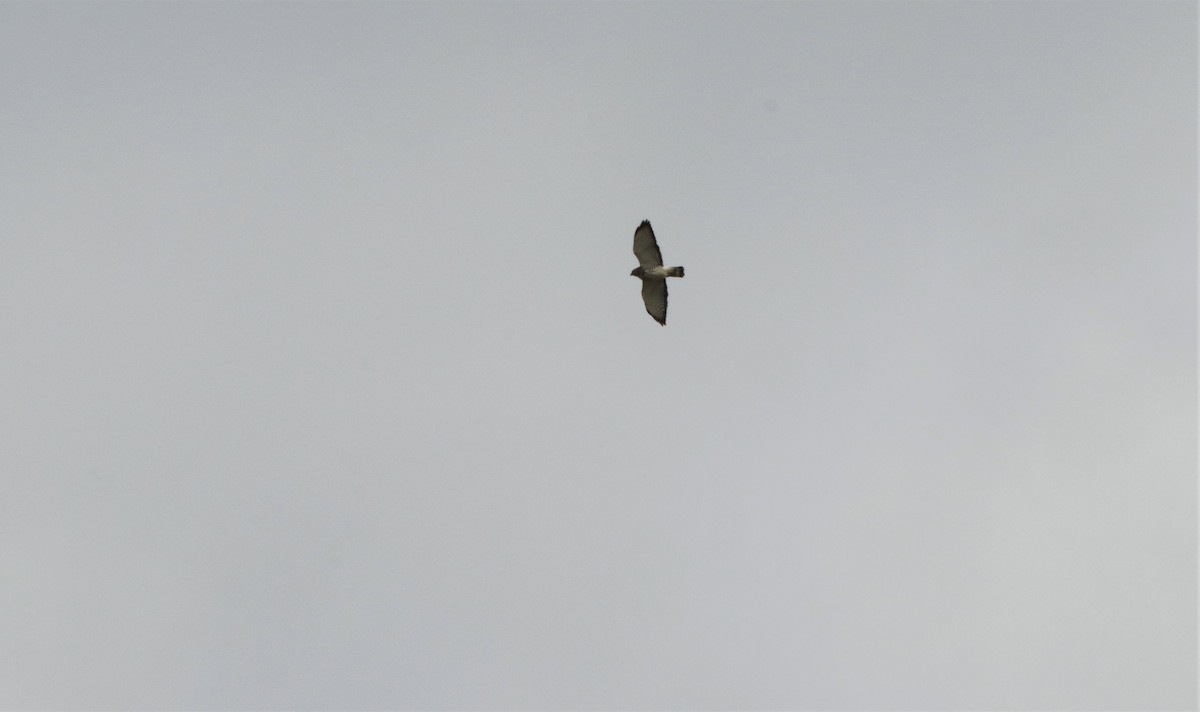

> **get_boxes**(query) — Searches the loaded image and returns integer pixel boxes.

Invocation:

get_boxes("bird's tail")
[668,266,685,278]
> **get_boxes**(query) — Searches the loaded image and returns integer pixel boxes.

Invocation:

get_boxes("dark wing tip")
[639,219,652,229]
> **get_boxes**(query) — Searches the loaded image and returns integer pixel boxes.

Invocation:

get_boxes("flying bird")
[630,220,685,325]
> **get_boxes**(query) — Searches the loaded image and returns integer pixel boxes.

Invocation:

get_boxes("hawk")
[630,220,685,325]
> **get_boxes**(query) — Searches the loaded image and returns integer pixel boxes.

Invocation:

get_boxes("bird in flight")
[630,220,685,325]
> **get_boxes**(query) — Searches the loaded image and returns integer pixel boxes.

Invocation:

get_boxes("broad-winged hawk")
[630,220,685,326]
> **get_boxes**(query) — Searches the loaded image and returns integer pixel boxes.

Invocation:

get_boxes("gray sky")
[1,2,1195,709]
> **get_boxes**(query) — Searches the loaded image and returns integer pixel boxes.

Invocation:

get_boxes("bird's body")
[631,265,684,279]
[630,220,684,325]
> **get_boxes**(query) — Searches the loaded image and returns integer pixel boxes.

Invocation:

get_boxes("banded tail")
[668,266,684,278]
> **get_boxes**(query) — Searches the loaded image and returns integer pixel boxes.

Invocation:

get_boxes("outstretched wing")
[633,220,664,269]
[641,278,668,326]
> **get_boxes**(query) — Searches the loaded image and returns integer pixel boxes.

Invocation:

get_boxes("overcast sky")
[1,2,1195,710]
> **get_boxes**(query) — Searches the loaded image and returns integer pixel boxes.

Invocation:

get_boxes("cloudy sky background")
[1,2,1195,709]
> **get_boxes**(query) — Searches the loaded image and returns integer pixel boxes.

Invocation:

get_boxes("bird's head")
[630,267,644,277]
